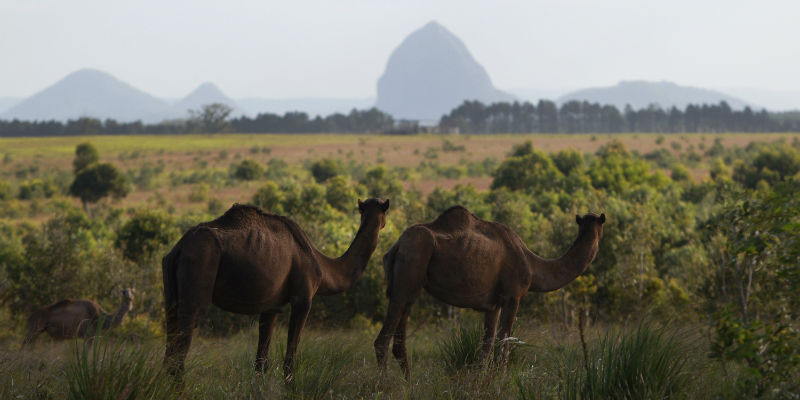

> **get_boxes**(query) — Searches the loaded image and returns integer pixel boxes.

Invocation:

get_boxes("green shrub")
[188,183,210,203]
[310,158,340,183]
[115,209,179,264]
[252,181,284,214]
[233,159,264,181]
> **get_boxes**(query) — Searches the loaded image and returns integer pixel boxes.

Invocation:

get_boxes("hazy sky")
[1,0,798,99]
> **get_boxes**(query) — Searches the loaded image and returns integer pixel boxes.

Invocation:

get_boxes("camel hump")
[429,206,477,231]
[50,299,74,309]
[206,203,314,253]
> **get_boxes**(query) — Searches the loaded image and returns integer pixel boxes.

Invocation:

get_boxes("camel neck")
[317,215,381,295]
[102,299,133,329]
[527,227,600,292]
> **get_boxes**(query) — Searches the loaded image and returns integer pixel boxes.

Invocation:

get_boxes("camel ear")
[380,199,390,212]
[599,213,606,224]
[357,199,364,213]
[576,215,582,224]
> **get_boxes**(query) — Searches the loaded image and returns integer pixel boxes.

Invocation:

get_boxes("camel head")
[121,288,135,302]
[575,213,605,240]
[358,198,390,229]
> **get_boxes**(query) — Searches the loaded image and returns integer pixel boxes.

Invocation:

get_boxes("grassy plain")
[3,132,799,206]
[1,316,718,399]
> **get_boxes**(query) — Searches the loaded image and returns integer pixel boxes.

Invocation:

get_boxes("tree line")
[440,100,800,133]
[1,100,800,137]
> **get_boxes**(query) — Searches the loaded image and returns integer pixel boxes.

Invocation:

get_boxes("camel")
[374,206,605,379]
[23,288,135,347]
[162,198,390,382]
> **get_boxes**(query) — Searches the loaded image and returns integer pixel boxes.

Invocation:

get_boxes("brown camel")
[23,288,135,347]
[375,206,605,379]
[162,198,390,382]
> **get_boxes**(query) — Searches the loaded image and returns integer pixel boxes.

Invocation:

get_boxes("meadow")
[1,132,800,398]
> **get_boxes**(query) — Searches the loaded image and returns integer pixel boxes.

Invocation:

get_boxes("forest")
[0,132,799,398]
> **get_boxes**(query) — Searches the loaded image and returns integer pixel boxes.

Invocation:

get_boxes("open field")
[2,133,799,203]
[3,132,799,166]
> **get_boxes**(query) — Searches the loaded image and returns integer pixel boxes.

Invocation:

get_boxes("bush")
[310,158,340,183]
[0,180,11,200]
[115,209,179,264]
[252,182,284,214]
[188,183,209,203]
[670,164,691,182]
[233,159,264,181]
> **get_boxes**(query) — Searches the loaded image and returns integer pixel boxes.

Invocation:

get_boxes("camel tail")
[382,242,400,298]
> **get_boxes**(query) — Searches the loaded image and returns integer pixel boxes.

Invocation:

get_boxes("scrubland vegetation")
[1,132,799,398]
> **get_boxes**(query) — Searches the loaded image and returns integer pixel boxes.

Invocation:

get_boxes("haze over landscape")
[1,0,799,121]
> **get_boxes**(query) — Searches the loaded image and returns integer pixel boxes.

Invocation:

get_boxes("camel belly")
[211,252,293,314]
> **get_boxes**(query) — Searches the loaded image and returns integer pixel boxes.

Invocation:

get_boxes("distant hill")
[0,97,22,114]
[2,69,168,122]
[557,81,753,110]
[376,21,513,121]
[162,82,238,120]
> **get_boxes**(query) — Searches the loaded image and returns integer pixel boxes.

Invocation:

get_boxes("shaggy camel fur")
[162,198,390,382]
[375,206,605,379]
[23,288,135,347]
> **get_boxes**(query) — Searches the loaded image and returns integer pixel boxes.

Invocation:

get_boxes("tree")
[73,142,99,172]
[69,163,129,210]
[189,103,233,133]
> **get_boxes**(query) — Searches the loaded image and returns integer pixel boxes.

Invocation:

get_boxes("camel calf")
[23,288,135,347]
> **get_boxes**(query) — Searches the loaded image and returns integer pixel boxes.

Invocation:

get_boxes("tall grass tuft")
[561,322,693,400]
[437,321,484,373]
[65,337,173,400]
[285,336,357,399]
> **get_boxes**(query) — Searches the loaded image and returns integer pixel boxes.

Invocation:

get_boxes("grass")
[558,322,696,400]
[65,337,173,400]
[0,321,735,399]
[437,319,484,373]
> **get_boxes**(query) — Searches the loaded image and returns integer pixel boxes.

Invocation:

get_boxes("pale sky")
[1,0,798,99]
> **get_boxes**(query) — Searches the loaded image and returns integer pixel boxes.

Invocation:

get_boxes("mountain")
[166,82,238,119]
[0,97,22,113]
[237,97,375,117]
[557,81,753,110]
[2,69,168,122]
[375,21,513,121]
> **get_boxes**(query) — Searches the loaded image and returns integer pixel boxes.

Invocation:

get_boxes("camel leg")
[479,307,501,367]
[391,302,417,381]
[374,300,405,373]
[165,306,203,381]
[22,325,44,349]
[255,312,278,374]
[496,297,520,364]
[283,298,311,382]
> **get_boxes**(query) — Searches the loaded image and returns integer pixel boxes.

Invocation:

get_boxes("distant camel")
[162,198,390,382]
[23,288,135,347]
[375,206,605,379]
